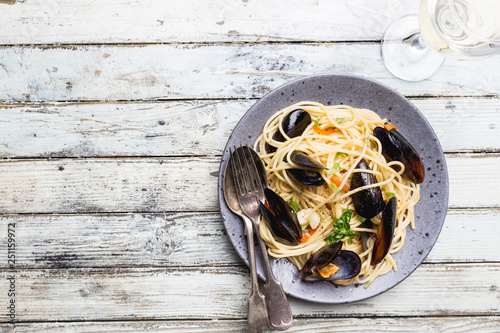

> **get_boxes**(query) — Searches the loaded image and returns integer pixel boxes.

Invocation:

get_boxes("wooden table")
[1,1,499,332]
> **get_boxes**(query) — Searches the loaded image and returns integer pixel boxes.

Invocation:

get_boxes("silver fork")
[230,146,270,333]
[233,145,293,331]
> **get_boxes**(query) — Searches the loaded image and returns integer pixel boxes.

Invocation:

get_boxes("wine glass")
[382,0,500,81]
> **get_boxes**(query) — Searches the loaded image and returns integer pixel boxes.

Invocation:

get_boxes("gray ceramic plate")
[217,73,449,303]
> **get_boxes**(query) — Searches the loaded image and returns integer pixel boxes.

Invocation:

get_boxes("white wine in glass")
[382,0,500,81]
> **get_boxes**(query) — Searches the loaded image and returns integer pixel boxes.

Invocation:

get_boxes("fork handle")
[254,222,293,330]
[242,216,270,332]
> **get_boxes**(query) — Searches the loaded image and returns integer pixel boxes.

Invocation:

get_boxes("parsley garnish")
[335,152,349,158]
[328,162,340,175]
[335,117,350,124]
[364,136,371,148]
[386,192,396,198]
[300,188,304,194]
[289,200,299,212]
[356,215,366,222]
[324,209,358,244]
[314,116,322,126]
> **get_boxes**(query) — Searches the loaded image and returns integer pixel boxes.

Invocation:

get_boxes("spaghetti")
[254,101,420,286]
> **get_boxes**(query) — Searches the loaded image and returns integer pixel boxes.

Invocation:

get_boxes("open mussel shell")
[290,151,327,172]
[371,196,397,266]
[259,188,302,245]
[373,124,425,184]
[301,241,342,281]
[301,242,362,282]
[286,169,326,187]
[350,159,384,219]
[265,109,312,153]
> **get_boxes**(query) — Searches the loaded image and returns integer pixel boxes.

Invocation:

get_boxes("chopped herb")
[386,192,396,198]
[364,136,371,148]
[330,214,337,223]
[328,162,341,175]
[289,200,299,212]
[356,215,366,222]
[300,188,304,194]
[301,221,310,230]
[364,281,372,289]
[324,209,358,244]
[314,116,322,126]
[335,117,350,124]
[330,182,338,191]
[335,152,349,158]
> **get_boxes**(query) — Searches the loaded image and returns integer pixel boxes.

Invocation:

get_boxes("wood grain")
[4,317,500,332]
[0,264,498,322]
[1,44,499,104]
[0,0,418,44]
[0,155,498,214]
[0,98,499,158]
[0,210,498,270]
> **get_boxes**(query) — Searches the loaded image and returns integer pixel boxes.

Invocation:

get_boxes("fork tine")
[232,146,251,195]
[230,147,242,195]
[243,145,264,197]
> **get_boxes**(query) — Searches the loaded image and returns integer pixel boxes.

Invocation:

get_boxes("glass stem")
[403,32,427,50]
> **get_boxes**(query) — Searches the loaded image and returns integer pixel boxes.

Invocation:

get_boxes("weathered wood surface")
[0,264,498,322]
[1,0,499,330]
[1,44,499,104]
[0,209,498,270]
[0,155,498,214]
[0,0,419,44]
[4,317,500,333]
[0,97,499,158]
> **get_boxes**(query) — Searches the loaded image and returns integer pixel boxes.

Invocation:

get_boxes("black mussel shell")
[301,241,342,281]
[351,159,384,219]
[301,244,361,282]
[265,109,312,153]
[371,196,397,266]
[286,169,326,187]
[327,250,362,280]
[373,124,425,184]
[259,188,302,245]
[290,151,327,172]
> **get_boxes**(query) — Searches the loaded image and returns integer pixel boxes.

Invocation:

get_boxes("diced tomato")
[301,228,317,243]
[312,125,335,136]
[330,175,350,192]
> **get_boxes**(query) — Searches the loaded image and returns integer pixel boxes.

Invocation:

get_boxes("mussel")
[350,159,384,219]
[259,188,302,245]
[301,241,362,282]
[289,151,327,172]
[371,196,397,266]
[286,151,326,187]
[373,123,425,184]
[265,109,311,153]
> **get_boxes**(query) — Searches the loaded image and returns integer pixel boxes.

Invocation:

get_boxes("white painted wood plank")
[1,44,499,103]
[0,98,499,158]
[0,100,254,158]
[6,317,500,333]
[0,264,498,322]
[0,0,418,44]
[0,210,497,270]
[0,155,497,214]
[0,157,218,213]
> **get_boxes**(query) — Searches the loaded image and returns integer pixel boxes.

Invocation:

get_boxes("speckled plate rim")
[218,73,449,304]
